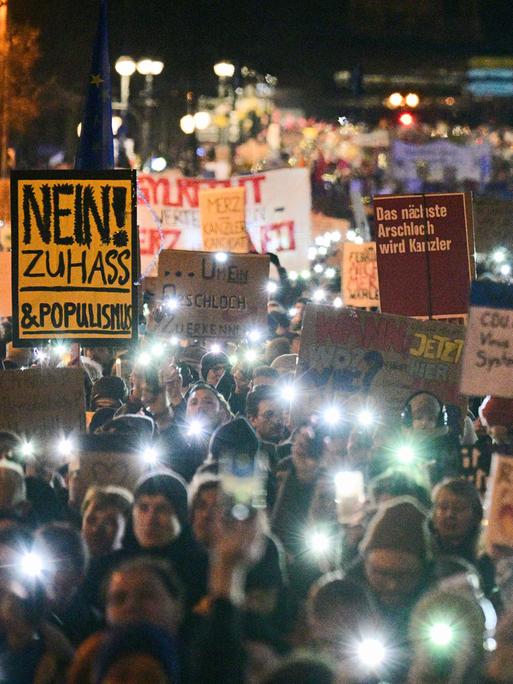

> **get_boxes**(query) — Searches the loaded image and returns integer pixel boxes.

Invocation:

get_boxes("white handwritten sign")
[460,280,513,398]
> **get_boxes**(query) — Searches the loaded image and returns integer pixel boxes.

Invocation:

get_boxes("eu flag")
[75,0,114,169]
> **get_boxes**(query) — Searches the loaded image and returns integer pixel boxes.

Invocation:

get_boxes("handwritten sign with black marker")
[461,280,513,398]
[11,170,138,345]
[154,249,269,339]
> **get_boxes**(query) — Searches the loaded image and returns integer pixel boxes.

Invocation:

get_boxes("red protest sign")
[373,193,474,318]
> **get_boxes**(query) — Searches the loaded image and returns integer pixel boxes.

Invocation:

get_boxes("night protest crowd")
[0,266,513,684]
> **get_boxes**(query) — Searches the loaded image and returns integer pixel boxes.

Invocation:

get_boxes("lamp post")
[136,58,164,167]
[115,55,136,110]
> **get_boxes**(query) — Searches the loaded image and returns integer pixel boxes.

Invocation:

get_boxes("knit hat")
[134,470,188,527]
[208,417,259,463]
[479,396,513,428]
[200,351,229,382]
[91,376,128,408]
[360,496,431,562]
[93,624,180,684]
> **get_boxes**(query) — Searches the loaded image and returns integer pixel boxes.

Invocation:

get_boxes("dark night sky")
[14,0,513,96]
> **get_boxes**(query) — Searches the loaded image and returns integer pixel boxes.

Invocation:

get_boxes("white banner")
[137,168,311,273]
[392,140,491,184]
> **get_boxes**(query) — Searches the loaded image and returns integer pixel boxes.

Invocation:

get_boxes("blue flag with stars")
[75,0,114,169]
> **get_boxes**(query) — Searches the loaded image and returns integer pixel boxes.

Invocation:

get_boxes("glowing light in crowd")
[245,349,258,363]
[179,114,195,135]
[399,112,415,127]
[354,235,364,244]
[289,307,298,317]
[210,343,222,354]
[313,263,324,274]
[396,445,415,464]
[331,231,342,242]
[307,529,331,555]
[20,440,35,459]
[500,263,511,277]
[20,551,45,579]
[387,92,404,108]
[57,436,74,458]
[358,409,375,427]
[300,270,311,280]
[53,342,68,357]
[193,111,211,130]
[169,336,179,346]
[228,354,238,365]
[492,248,507,263]
[323,406,342,425]
[429,622,453,647]
[356,638,386,668]
[313,289,326,303]
[34,349,48,363]
[317,246,328,256]
[150,156,167,172]
[151,341,166,358]
[187,419,204,438]
[280,384,296,402]
[325,267,336,279]
[333,297,343,308]
[137,351,152,367]
[308,247,318,260]
[215,252,228,263]
[288,271,298,281]
[346,229,357,241]
[248,329,262,343]
[142,446,159,465]
[405,92,420,108]
[165,297,179,311]
[267,281,278,294]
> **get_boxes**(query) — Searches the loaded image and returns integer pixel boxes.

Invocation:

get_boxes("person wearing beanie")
[479,395,513,446]
[200,350,229,387]
[246,385,290,473]
[90,376,128,411]
[344,497,434,648]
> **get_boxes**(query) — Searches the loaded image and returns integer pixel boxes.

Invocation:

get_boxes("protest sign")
[154,249,269,339]
[373,192,474,318]
[0,252,11,317]
[391,140,491,185]
[342,242,379,308]
[199,186,249,253]
[460,280,513,397]
[0,367,85,439]
[137,167,311,272]
[297,305,466,423]
[10,170,138,345]
[485,454,513,551]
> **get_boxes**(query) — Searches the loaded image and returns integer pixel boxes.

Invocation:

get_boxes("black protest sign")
[11,170,138,345]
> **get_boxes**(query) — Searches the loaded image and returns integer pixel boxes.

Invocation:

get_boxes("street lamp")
[213,60,235,97]
[136,58,164,166]
[115,56,136,109]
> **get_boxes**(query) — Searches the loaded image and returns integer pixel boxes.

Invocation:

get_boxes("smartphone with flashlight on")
[218,449,268,520]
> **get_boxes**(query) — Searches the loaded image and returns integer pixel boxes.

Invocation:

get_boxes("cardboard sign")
[155,249,269,339]
[199,186,248,253]
[137,167,311,272]
[342,242,380,308]
[298,305,466,423]
[485,454,513,550]
[373,193,474,318]
[11,170,138,345]
[77,450,146,493]
[460,280,513,398]
[0,367,85,439]
[0,252,11,317]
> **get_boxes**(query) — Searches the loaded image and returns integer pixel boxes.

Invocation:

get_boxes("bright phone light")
[288,271,298,281]
[57,437,73,458]
[313,263,324,274]
[228,354,238,365]
[245,349,258,363]
[267,281,278,294]
[20,551,45,579]
[210,343,222,354]
[307,529,331,555]
[288,307,297,317]
[333,296,343,308]
[300,269,311,280]
[492,248,506,264]
[500,263,511,277]
[358,409,375,427]
[20,440,35,459]
[151,342,166,358]
[137,351,152,367]
[397,445,415,464]
[357,638,386,668]
[323,406,341,425]
[313,289,326,303]
[429,622,453,647]
[281,384,296,402]
[169,336,179,346]
[165,297,179,311]
[248,329,262,343]
[53,342,68,357]
[325,267,336,279]
[187,419,204,437]
[215,252,228,263]
[142,446,159,465]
